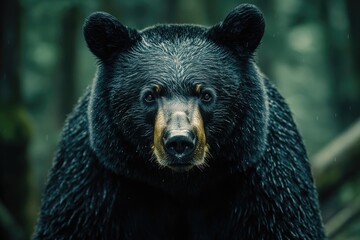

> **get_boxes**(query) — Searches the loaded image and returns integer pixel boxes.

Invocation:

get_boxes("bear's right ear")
[83,12,141,61]
[207,4,265,54]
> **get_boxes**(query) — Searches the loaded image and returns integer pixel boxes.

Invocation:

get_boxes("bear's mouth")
[164,152,205,172]
[167,163,194,172]
[152,143,209,172]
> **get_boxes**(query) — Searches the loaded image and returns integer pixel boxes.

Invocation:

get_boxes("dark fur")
[33,4,325,239]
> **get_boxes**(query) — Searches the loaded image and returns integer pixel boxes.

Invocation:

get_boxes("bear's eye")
[144,92,155,103]
[201,92,212,102]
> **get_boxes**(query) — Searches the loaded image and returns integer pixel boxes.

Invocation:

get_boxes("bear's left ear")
[208,4,265,53]
[83,12,141,61]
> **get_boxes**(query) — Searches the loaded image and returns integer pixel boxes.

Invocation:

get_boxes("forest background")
[1,0,359,239]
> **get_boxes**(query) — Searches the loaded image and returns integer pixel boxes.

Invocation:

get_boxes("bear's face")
[107,31,242,172]
[84,4,268,174]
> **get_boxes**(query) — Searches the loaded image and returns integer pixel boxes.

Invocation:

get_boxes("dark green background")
[1,0,359,239]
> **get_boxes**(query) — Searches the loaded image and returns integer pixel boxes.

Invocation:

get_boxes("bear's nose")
[163,130,196,158]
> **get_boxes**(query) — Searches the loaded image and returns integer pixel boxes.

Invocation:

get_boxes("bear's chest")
[108,179,252,240]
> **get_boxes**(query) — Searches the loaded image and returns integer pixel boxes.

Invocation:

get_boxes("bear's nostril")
[164,132,195,157]
[167,138,193,154]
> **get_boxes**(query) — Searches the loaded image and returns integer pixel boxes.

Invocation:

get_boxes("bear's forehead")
[123,41,230,86]
[140,24,208,42]
[114,25,240,87]
[139,24,225,59]
[139,37,222,68]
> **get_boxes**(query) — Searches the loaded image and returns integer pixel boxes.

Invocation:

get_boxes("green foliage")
[0,106,32,142]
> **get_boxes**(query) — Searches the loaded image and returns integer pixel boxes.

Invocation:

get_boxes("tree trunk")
[319,0,359,129]
[345,0,360,120]
[0,0,32,239]
[56,6,80,126]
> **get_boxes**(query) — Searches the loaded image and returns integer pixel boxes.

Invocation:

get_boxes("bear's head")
[84,4,268,177]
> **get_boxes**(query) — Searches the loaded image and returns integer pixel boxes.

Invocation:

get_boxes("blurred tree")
[318,0,360,129]
[345,0,360,118]
[318,0,347,129]
[56,5,81,125]
[0,0,32,239]
[346,0,360,84]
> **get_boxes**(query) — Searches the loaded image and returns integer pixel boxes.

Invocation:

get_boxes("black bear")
[33,4,325,240]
